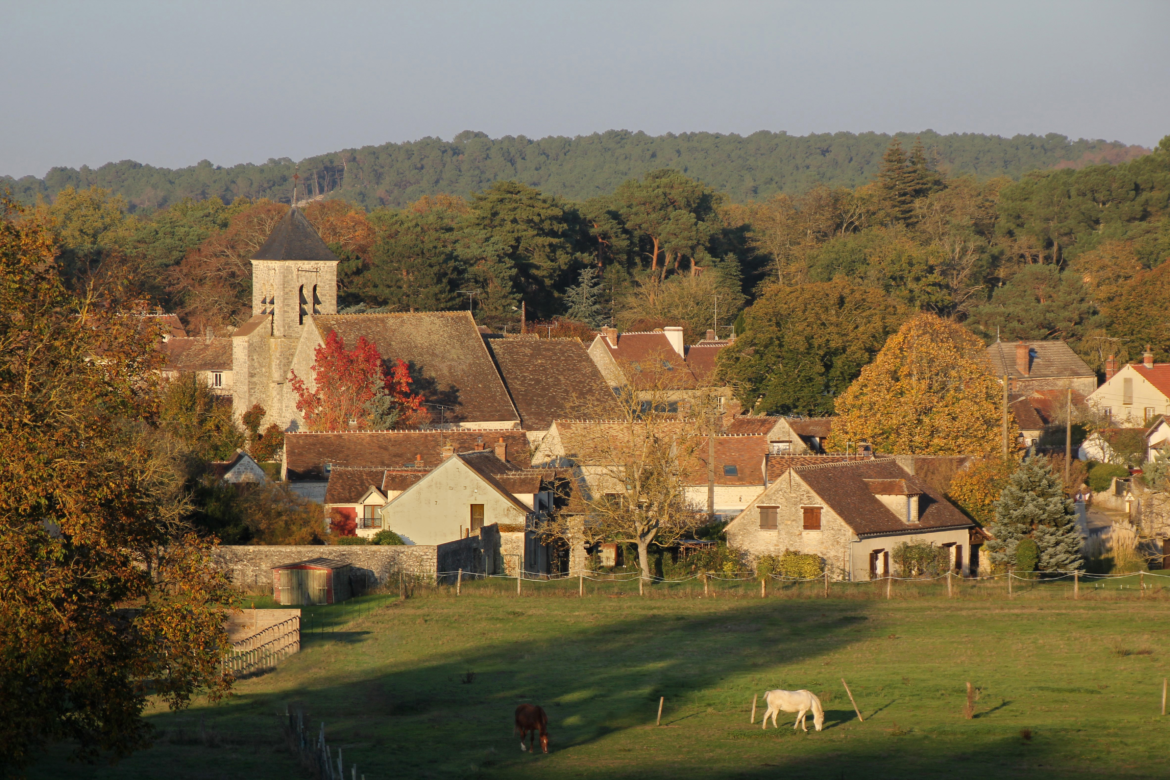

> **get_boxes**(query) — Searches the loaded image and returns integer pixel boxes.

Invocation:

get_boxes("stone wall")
[226,608,301,641]
[437,524,501,581]
[213,545,440,591]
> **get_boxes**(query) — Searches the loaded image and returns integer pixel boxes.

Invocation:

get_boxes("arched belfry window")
[299,285,308,325]
[312,284,321,315]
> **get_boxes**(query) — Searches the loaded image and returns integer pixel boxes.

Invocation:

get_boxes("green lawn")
[35,579,1170,779]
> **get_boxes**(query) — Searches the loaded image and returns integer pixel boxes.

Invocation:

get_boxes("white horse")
[761,689,824,732]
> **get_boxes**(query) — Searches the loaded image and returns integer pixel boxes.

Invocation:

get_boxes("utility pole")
[1065,388,1072,484]
[707,400,716,524]
[1002,374,1009,460]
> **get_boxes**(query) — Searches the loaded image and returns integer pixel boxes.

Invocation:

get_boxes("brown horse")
[514,704,549,753]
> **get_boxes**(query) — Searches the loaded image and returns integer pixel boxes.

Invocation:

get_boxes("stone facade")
[214,543,443,590]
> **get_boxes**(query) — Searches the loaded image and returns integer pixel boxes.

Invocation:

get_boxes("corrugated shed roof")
[163,337,232,372]
[985,340,1094,380]
[487,337,618,430]
[284,429,532,480]
[313,311,519,424]
[272,557,350,570]
[795,459,972,536]
[251,207,339,262]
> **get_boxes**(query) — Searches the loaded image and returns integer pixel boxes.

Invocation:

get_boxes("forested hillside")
[2,130,1147,212]
[13,135,1170,418]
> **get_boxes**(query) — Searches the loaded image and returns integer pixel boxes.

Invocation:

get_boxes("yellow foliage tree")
[946,458,1017,526]
[826,313,1016,456]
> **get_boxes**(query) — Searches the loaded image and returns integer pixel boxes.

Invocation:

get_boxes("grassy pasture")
[35,578,1170,779]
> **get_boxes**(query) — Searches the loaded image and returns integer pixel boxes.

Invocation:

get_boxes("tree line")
[3,129,1147,211]
[13,135,1170,420]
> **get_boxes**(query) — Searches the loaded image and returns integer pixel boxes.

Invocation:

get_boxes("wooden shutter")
[470,504,485,533]
[802,506,822,530]
[759,507,777,530]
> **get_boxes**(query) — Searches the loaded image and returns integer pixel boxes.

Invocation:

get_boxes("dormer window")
[723,465,738,477]
[864,479,923,523]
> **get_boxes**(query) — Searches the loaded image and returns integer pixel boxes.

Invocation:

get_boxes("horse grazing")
[514,704,549,753]
[761,689,824,732]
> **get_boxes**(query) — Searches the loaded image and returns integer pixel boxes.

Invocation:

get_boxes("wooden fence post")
[824,568,829,598]
[1141,571,1145,597]
[761,578,766,598]
[841,678,863,722]
[517,566,521,596]
[703,572,709,598]
[750,693,757,724]
[456,568,462,596]
[886,575,892,600]
[1074,570,1079,600]
[639,577,644,596]
[579,572,584,597]
[657,696,665,726]
[1162,677,1167,716]
[1008,571,1013,599]
[947,570,953,599]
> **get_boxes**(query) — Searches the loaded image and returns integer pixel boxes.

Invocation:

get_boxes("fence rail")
[226,616,300,677]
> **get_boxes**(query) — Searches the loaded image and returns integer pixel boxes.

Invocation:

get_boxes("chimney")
[1015,343,1031,376]
[475,436,485,451]
[663,326,685,357]
[494,437,508,462]
[1144,345,1154,369]
[1106,355,1118,381]
[440,442,455,459]
[705,329,715,342]
[858,442,873,459]
[414,453,423,468]
[602,326,618,347]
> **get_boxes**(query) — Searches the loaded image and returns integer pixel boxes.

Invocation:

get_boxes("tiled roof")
[896,456,975,496]
[324,468,426,504]
[232,313,270,338]
[725,416,779,436]
[163,337,232,372]
[251,207,339,262]
[986,340,1094,380]
[209,451,248,479]
[864,479,921,496]
[284,429,532,480]
[549,419,691,466]
[486,337,618,430]
[766,454,868,480]
[683,435,769,486]
[1131,363,1170,399]
[595,332,696,389]
[142,313,187,339]
[1010,390,1086,431]
[683,342,729,384]
[795,459,972,536]
[787,418,833,439]
[312,311,519,424]
[454,451,537,515]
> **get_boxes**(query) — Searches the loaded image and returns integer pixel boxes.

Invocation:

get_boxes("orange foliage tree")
[827,313,1016,456]
[289,331,429,431]
[946,458,1018,526]
[0,199,236,769]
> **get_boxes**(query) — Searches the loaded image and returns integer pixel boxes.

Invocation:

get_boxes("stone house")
[209,450,269,484]
[681,434,770,519]
[1088,349,1170,426]
[323,467,427,537]
[725,415,834,455]
[1146,416,1170,463]
[484,336,618,447]
[725,458,974,580]
[162,335,233,396]
[985,340,1097,396]
[1009,389,1085,449]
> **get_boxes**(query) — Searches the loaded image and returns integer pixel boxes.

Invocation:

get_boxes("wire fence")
[427,567,1170,601]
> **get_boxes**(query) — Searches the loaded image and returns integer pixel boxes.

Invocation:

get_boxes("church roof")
[251,207,339,263]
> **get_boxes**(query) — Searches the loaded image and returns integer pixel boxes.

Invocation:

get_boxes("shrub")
[1087,463,1129,493]
[756,550,824,579]
[891,541,950,578]
[1015,538,1039,574]
[664,542,742,578]
[371,529,405,545]
[336,536,369,546]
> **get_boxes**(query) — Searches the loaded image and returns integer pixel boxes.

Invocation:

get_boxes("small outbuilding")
[272,558,353,605]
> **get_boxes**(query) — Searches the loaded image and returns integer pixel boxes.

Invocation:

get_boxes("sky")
[2,0,1168,179]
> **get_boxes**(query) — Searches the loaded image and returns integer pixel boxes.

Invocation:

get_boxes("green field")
[35,579,1170,779]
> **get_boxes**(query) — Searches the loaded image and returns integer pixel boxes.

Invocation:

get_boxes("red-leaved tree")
[289,331,429,431]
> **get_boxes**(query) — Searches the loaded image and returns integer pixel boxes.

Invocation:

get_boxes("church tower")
[232,207,339,429]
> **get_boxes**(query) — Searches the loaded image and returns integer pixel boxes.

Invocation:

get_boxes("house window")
[1103,407,1112,422]
[769,441,792,455]
[802,506,822,531]
[759,506,777,530]
[212,372,223,388]
[723,465,738,477]
[1145,407,1156,424]
[470,504,485,534]
[362,505,382,529]
[1123,378,1133,405]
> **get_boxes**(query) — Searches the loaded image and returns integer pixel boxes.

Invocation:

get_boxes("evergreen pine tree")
[907,137,943,200]
[563,266,604,327]
[986,458,1083,572]
[876,138,915,225]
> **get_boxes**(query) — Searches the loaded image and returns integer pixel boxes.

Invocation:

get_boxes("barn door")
[310,570,328,605]
[470,504,485,534]
[278,570,292,605]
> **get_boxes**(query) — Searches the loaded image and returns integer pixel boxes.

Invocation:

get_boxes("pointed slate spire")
[251,207,338,262]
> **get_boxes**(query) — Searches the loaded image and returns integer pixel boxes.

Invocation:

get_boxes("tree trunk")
[637,538,652,580]
[650,237,660,272]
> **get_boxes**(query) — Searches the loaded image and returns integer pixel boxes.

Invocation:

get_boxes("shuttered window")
[1123,378,1133,405]
[759,507,777,530]
[802,506,822,531]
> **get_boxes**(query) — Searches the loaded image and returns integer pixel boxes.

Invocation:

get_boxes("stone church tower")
[232,207,338,429]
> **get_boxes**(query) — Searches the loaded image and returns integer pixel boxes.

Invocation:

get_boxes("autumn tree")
[34,185,135,287]
[946,457,1018,527]
[289,331,429,431]
[717,281,906,416]
[827,313,1016,455]
[0,199,236,769]
[158,373,245,461]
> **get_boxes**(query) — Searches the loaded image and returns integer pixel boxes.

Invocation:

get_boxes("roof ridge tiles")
[287,427,526,435]
[790,457,891,472]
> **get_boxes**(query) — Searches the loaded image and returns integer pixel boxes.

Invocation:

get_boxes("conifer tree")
[907,137,944,199]
[876,139,915,225]
[563,266,604,326]
[986,458,1083,571]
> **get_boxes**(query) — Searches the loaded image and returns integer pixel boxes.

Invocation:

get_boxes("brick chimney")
[440,442,455,459]
[1144,345,1155,369]
[474,436,485,451]
[663,326,685,357]
[602,326,618,347]
[1105,355,1118,381]
[1015,343,1031,376]
[705,329,715,342]
[414,453,423,468]
[493,437,508,462]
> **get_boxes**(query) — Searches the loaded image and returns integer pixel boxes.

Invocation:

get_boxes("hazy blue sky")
[2,0,1167,178]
